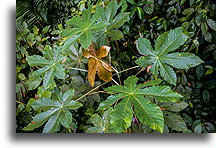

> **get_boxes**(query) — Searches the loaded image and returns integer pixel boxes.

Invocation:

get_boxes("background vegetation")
[16,0,216,133]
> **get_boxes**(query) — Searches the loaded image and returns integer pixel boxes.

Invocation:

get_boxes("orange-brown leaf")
[88,58,98,87]
[97,64,112,82]
[99,59,114,72]
[83,42,113,86]
[96,46,111,58]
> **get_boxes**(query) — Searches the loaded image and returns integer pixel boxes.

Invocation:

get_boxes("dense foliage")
[16,0,216,133]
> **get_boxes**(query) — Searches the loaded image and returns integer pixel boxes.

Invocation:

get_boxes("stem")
[112,78,119,85]
[87,91,107,96]
[135,67,146,76]
[113,65,140,76]
[16,100,26,106]
[65,67,88,72]
[75,81,108,101]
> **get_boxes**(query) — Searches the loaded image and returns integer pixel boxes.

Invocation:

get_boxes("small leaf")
[136,7,144,20]
[143,0,154,14]
[204,32,212,42]
[194,123,202,133]
[196,65,204,80]
[207,19,216,31]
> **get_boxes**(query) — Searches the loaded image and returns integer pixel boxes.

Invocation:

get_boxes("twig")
[87,91,107,96]
[113,65,140,76]
[135,67,146,76]
[112,78,119,85]
[75,81,108,101]
[65,67,88,72]
[16,100,26,106]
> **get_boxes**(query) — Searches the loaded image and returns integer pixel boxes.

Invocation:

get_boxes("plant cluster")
[16,0,216,133]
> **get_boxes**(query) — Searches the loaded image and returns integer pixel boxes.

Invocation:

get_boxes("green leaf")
[31,97,60,110]
[62,6,108,49]
[95,1,130,44]
[159,62,177,85]
[109,12,130,29]
[43,68,55,89]
[138,86,182,102]
[156,27,189,55]
[159,102,188,112]
[60,109,73,128]
[106,29,124,40]
[143,0,154,14]
[22,108,59,131]
[196,65,204,80]
[132,95,164,132]
[205,65,214,75]
[102,76,182,132]
[86,109,113,133]
[164,111,187,132]
[97,94,124,111]
[25,77,42,90]
[207,19,216,31]
[160,52,203,69]
[26,46,66,89]
[43,111,62,133]
[23,90,82,133]
[26,55,52,67]
[16,104,25,115]
[194,123,202,133]
[135,56,152,67]
[135,27,203,85]
[136,7,144,20]
[136,38,155,56]
[61,89,75,102]
[54,64,65,79]
[204,32,212,42]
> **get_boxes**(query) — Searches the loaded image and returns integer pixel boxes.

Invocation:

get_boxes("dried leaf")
[83,42,114,86]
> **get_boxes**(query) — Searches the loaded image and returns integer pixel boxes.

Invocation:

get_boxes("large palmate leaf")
[94,0,130,45]
[135,27,204,85]
[62,5,108,50]
[26,45,66,89]
[23,89,82,133]
[83,42,114,87]
[99,76,183,133]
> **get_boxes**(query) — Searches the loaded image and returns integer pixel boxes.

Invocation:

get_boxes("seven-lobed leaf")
[99,75,183,133]
[22,89,82,133]
[135,27,204,85]
[26,45,66,89]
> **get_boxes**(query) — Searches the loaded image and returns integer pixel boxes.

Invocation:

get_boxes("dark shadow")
[9,5,17,139]
[12,133,210,142]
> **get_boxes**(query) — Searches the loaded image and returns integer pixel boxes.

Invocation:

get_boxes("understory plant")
[16,0,215,133]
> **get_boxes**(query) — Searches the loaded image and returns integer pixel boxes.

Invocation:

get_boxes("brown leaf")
[88,58,98,87]
[83,42,114,86]
[96,46,111,58]
[97,64,112,82]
